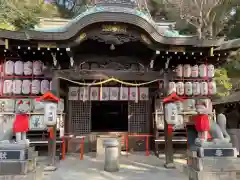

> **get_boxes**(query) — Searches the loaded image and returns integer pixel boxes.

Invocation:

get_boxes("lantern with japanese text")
[168,82,176,94]
[200,82,208,95]
[14,61,24,75]
[22,80,31,95]
[207,64,215,78]
[192,82,201,95]
[41,80,50,94]
[191,65,199,78]
[31,80,41,94]
[33,60,43,76]
[176,82,184,95]
[12,80,22,94]
[208,81,217,95]
[5,60,14,75]
[183,64,191,77]
[199,64,207,78]
[23,61,33,75]
[185,82,193,96]
[176,65,183,77]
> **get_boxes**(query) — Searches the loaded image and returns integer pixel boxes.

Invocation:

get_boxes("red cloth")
[192,114,210,132]
[13,114,29,133]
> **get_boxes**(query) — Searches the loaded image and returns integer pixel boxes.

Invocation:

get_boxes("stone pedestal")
[96,135,121,158]
[103,139,120,172]
[0,147,37,175]
[187,147,240,180]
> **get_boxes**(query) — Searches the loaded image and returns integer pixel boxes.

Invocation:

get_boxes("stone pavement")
[43,153,188,180]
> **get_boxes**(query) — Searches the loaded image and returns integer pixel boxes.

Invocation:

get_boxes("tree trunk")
[197,27,202,39]
[209,25,213,39]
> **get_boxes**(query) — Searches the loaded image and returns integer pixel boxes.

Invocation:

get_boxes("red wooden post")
[145,136,149,156]
[80,137,84,160]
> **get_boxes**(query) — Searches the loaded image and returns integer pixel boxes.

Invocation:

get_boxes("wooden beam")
[57,69,163,81]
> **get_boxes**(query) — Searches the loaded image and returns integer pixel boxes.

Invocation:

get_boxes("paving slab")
[0,153,188,180]
[43,153,188,180]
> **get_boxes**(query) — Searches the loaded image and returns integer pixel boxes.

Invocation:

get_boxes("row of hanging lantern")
[175,64,215,78]
[4,60,44,76]
[3,79,52,95]
[168,81,217,96]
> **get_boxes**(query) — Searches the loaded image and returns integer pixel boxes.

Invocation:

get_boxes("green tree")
[0,0,59,30]
[152,0,239,39]
[225,7,240,39]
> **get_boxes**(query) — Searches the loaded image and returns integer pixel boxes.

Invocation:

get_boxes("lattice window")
[69,101,91,135]
[128,101,150,134]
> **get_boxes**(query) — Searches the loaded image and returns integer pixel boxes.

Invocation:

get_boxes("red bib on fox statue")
[13,100,30,133]
[193,100,212,140]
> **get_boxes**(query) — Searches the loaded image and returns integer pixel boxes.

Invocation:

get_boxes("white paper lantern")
[3,80,13,94]
[12,80,22,94]
[41,80,50,94]
[23,61,33,76]
[31,80,41,94]
[208,81,217,95]
[199,64,207,78]
[191,65,199,78]
[176,82,184,95]
[22,80,31,94]
[176,65,183,77]
[207,64,215,78]
[4,61,14,75]
[33,61,43,76]
[184,82,193,96]
[168,82,176,94]
[192,82,201,95]
[200,82,208,95]
[14,61,24,75]
[183,64,191,77]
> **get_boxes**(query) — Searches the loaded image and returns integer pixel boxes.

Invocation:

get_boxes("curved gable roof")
[0,6,224,46]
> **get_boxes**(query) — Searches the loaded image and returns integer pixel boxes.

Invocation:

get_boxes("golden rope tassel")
[210,47,214,56]
[135,85,138,103]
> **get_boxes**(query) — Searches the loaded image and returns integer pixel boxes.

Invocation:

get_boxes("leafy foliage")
[214,68,232,97]
[152,0,239,39]
[0,0,59,30]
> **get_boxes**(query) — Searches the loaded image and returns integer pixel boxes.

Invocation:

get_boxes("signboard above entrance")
[68,87,149,101]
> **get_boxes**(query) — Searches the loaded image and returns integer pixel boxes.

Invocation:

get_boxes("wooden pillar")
[163,61,175,169]
[50,72,60,167]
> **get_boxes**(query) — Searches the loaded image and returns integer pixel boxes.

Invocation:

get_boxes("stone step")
[0,161,28,175]
[188,167,237,180]
[188,156,240,172]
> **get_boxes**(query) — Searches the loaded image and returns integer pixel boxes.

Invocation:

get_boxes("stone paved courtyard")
[42,153,188,180]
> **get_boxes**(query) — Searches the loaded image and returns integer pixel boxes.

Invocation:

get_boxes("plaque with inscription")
[0,150,23,160]
[197,148,236,157]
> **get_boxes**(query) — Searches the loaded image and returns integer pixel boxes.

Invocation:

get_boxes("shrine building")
[0,0,237,153]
